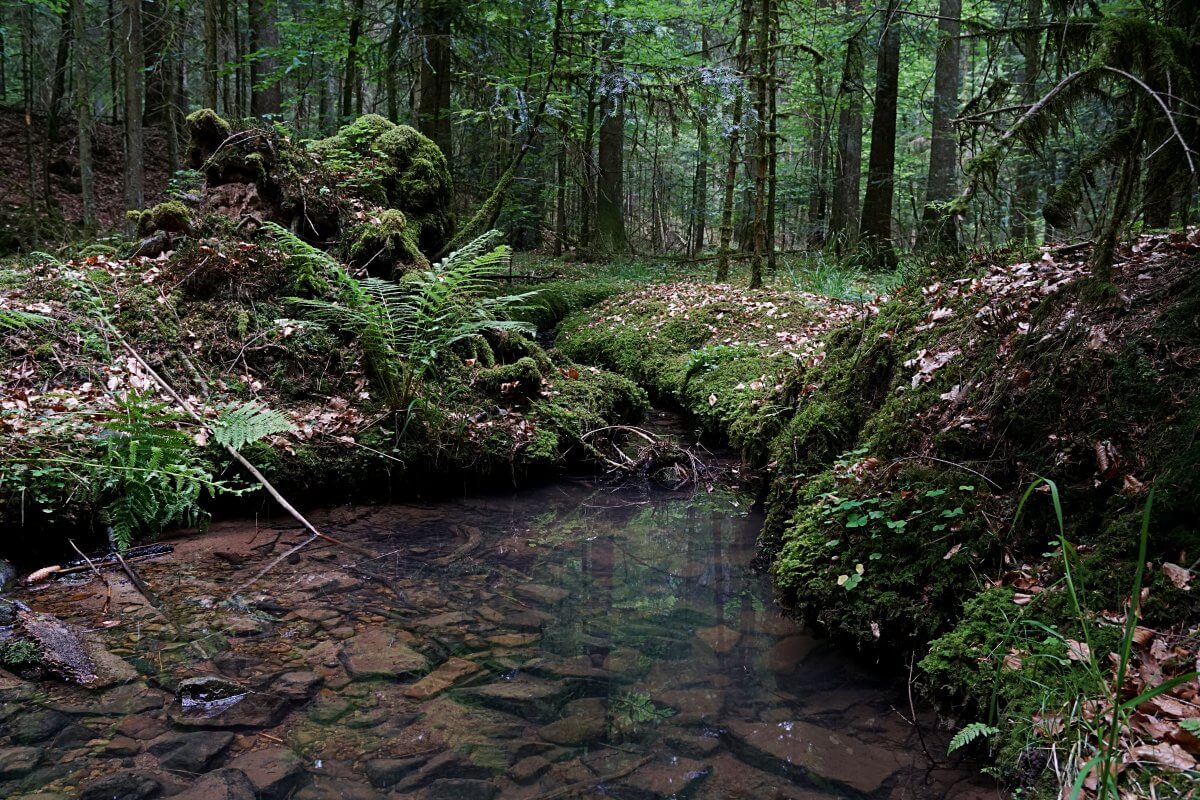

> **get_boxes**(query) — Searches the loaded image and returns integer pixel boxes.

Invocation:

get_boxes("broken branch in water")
[582,426,709,488]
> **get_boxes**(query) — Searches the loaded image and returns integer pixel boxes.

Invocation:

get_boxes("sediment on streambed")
[557,231,1200,794]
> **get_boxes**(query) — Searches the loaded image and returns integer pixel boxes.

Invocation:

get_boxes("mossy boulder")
[130,201,195,237]
[347,209,429,278]
[185,109,232,168]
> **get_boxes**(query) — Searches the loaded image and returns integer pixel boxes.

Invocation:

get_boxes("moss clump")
[185,108,233,167]
[475,356,543,399]
[347,209,429,277]
[131,201,194,237]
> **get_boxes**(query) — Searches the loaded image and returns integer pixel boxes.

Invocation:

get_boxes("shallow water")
[4,478,998,799]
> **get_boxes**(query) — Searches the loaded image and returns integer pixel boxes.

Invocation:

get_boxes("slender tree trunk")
[555,136,567,256]
[203,0,219,109]
[917,0,961,250]
[716,0,753,281]
[595,20,628,255]
[860,2,901,270]
[143,0,169,125]
[579,75,598,246]
[163,0,182,173]
[341,0,366,121]
[48,8,73,143]
[691,109,709,254]
[1012,0,1041,242]
[830,32,863,253]
[107,0,120,123]
[385,0,404,122]
[220,0,232,113]
[749,0,770,288]
[249,0,282,115]
[73,0,96,229]
[123,0,145,220]
[765,3,779,272]
[22,2,39,245]
[415,0,452,159]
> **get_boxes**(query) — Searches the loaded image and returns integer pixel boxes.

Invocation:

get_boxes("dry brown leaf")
[1162,562,1192,590]
[1131,741,1197,770]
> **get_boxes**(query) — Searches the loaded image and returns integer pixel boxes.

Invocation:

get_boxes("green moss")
[475,356,543,399]
[347,209,428,277]
[185,108,232,167]
[133,201,194,237]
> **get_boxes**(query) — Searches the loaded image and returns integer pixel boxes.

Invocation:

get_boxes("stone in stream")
[723,719,908,795]
[228,747,305,799]
[116,714,168,741]
[16,610,138,689]
[365,754,430,788]
[267,670,324,702]
[147,729,234,772]
[616,754,711,800]
[77,769,161,800]
[403,657,481,699]
[486,632,539,648]
[652,688,724,725]
[171,767,256,800]
[413,611,474,629]
[459,676,568,720]
[509,754,551,783]
[0,746,42,778]
[168,676,290,729]
[537,697,607,746]
[424,778,498,800]
[502,609,555,631]
[10,708,68,744]
[695,624,741,654]
[390,751,492,792]
[514,583,569,605]
[338,629,428,680]
[764,635,820,674]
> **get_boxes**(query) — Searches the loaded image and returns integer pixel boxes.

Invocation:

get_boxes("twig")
[68,538,111,615]
[1102,66,1196,174]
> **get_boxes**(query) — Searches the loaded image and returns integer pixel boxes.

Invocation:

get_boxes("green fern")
[947,722,999,754]
[289,229,537,408]
[212,401,296,450]
[0,309,50,330]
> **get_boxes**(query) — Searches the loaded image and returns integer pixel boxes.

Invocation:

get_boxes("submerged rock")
[617,754,710,800]
[403,657,481,699]
[424,778,498,800]
[168,676,289,729]
[171,767,256,800]
[77,769,161,800]
[459,676,568,720]
[338,629,428,680]
[695,624,741,654]
[0,745,41,778]
[228,747,305,799]
[147,730,234,772]
[16,609,137,688]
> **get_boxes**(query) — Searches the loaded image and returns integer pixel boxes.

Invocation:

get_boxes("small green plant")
[947,722,999,754]
[0,639,41,668]
[609,691,674,737]
[212,401,295,450]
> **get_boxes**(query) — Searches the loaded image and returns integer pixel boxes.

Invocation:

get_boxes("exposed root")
[583,425,710,489]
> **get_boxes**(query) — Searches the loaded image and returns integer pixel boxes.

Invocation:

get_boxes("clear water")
[4,477,998,799]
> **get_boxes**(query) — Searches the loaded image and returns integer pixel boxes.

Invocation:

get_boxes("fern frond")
[0,309,51,330]
[212,401,296,450]
[947,722,999,754]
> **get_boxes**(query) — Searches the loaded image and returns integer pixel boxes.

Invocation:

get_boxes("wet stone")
[168,676,290,729]
[765,636,819,674]
[49,721,97,748]
[228,746,305,800]
[338,629,428,680]
[487,633,539,648]
[414,611,474,629]
[308,696,352,724]
[268,670,323,702]
[116,714,168,741]
[10,708,68,744]
[538,699,608,746]
[0,746,41,778]
[78,769,161,800]
[695,624,741,654]
[365,754,429,788]
[515,583,569,605]
[503,610,555,631]
[723,719,907,795]
[147,729,234,772]
[617,755,711,800]
[392,751,492,792]
[172,767,256,800]
[424,778,498,800]
[460,676,568,720]
[404,657,482,699]
[104,734,142,757]
[509,754,551,783]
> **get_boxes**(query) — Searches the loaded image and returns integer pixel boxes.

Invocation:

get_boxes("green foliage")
[947,722,999,754]
[0,640,41,668]
[0,309,50,330]
[212,401,296,450]
[609,691,674,737]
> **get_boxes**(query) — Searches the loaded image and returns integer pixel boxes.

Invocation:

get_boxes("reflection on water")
[2,479,998,800]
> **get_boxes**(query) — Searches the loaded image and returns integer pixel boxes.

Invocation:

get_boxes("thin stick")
[68,538,111,615]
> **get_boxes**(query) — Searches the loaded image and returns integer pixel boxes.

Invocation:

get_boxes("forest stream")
[2,423,999,800]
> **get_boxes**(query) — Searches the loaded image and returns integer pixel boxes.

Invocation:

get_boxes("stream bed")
[2,477,998,800]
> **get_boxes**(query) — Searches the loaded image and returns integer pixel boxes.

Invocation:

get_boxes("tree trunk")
[73,0,96,229]
[415,0,453,160]
[691,108,709,254]
[595,22,628,255]
[107,0,120,123]
[716,0,753,281]
[142,0,169,125]
[123,0,145,220]
[749,0,771,288]
[860,2,900,270]
[249,0,282,115]
[917,0,961,250]
[203,0,219,110]
[385,0,404,122]
[765,4,779,271]
[555,136,567,256]
[830,31,863,254]
[48,8,73,143]
[1011,0,1041,242]
[341,0,366,120]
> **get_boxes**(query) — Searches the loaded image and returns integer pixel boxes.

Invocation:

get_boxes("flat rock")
[695,624,741,654]
[11,709,68,744]
[0,746,41,778]
[425,778,498,800]
[515,584,569,605]
[414,612,474,629]
[653,688,725,725]
[78,770,161,800]
[17,610,137,688]
[172,767,256,800]
[147,729,234,772]
[338,629,428,680]
[764,636,820,674]
[502,610,555,631]
[509,754,551,783]
[617,755,710,800]
[724,719,907,795]
[487,633,539,648]
[404,657,481,699]
[228,747,305,799]
[538,714,607,746]
[365,754,430,788]
[460,677,567,720]
[168,676,290,729]
[268,670,324,702]
[392,752,492,792]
